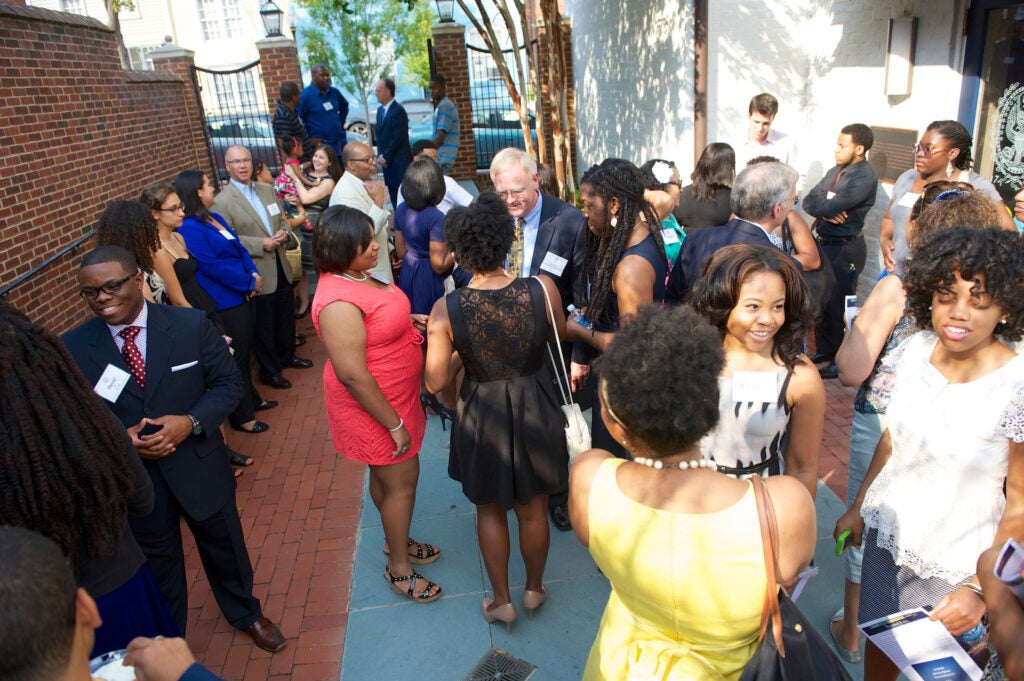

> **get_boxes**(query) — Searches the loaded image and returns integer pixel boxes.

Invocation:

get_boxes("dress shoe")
[549,504,572,532]
[261,374,292,389]
[819,364,839,380]
[809,352,834,364]
[254,399,279,412]
[285,356,314,369]
[231,421,269,434]
[244,616,287,653]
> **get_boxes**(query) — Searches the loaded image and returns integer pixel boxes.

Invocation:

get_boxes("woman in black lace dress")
[424,193,568,632]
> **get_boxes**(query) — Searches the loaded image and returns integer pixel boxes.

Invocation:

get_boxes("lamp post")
[259,0,284,38]
[435,0,455,23]
[290,11,298,40]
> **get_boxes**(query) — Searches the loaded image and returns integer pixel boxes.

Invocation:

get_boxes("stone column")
[150,42,217,182]
[431,22,477,180]
[256,36,304,116]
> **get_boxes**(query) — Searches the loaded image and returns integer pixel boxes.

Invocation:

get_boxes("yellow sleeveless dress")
[583,458,768,680]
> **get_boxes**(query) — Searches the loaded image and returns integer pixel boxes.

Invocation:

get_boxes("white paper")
[323,101,334,111]
[731,371,778,403]
[994,537,1024,599]
[845,295,859,334]
[661,228,680,245]
[539,251,568,277]
[218,228,236,241]
[788,564,819,602]
[266,202,281,217]
[897,191,921,208]
[94,364,131,402]
[859,608,982,681]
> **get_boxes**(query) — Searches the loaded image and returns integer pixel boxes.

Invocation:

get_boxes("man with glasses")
[329,140,394,282]
[214,145,312,393]
[62,245,288,653]
[489,147,588,532]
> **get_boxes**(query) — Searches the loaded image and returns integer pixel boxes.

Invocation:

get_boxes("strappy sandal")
[382,537,441,565]
[384,566,442,603]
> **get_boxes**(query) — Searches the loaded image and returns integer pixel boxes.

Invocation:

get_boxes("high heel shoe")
[420,393,456,432]
[437,405,455,432]
[522,587,547,619]
[481,597,517,634]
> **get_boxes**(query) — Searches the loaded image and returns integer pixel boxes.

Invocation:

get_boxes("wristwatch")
[186,413,203,436]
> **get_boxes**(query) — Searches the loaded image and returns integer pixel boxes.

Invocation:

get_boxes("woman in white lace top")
[835,226,1024,681]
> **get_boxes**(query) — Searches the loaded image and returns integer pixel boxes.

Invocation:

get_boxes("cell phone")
[835,529,853,556]
[844,295,859,334]
[139,422,164,437]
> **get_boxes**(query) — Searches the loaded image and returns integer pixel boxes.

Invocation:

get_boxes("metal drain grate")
[462,648,537,681]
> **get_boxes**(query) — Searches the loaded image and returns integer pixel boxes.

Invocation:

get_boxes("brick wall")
[256,37,304,116]
[0,2,210,334]
[431,23,477,180]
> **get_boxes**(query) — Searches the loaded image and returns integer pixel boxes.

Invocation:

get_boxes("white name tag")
[218,229,236,241]
[732,371,779,403]
[171,360,198,372]
[95,364,131,402]
[661,228,680,245]
[323,101,334,111]
[897,191,921,208]
[826,191,837,200]
[539,251,568,277]
[266,203,281,217]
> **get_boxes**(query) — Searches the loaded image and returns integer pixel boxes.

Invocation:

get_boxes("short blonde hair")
[489,147,537,180]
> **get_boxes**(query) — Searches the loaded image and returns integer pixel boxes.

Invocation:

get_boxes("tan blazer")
[213,181,293,294]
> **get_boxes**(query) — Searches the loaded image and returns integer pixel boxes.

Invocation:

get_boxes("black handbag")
[739,477,853,681]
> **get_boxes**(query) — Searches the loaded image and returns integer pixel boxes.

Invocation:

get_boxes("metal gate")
[464,43,537,169]
[191,61,277,183]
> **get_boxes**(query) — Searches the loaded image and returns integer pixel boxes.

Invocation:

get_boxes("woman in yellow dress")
[569,304,817,680]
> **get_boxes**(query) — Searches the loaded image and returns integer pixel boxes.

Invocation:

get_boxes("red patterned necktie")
[119,325,145,392]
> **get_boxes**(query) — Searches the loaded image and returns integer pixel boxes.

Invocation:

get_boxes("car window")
[237,119,272,138]
[208,120,240,138]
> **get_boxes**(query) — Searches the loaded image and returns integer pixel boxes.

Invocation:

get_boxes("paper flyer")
[859,608,981,681]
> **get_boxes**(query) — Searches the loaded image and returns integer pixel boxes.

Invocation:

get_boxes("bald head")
[311,64,331,92]
[224,145,253,184]
[342,142,376,180]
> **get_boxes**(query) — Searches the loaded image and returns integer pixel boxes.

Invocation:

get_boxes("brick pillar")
[150,43,217,182]
[535,16,577,185]
[256,36,303,116]
[431,22,477,180]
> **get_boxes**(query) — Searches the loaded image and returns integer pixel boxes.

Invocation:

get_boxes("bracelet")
[960,582,984,601]
[387,418,404,432]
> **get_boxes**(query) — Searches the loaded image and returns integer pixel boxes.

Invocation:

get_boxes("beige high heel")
[522,587,547,619]
[481,597,517,634]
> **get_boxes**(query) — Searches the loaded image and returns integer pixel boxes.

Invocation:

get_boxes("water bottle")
[955,623,986,651]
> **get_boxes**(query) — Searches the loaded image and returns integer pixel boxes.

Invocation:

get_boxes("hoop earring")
[946,160,954,178]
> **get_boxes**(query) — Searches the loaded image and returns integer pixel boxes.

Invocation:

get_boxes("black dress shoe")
[549,504,572,532]
[231,421,269,434]
[261,374,292,389]
[809,352,834,364]
[819,364,839,380]
[254,399,279,411]
[285,356,314,369]
[244,616,287,652]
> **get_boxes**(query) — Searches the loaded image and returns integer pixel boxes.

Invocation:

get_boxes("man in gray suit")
[213,145,311,391]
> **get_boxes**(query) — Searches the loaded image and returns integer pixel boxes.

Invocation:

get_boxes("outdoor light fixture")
[289,12,297,39]
[435,0,455,22]
[260,0,284,38]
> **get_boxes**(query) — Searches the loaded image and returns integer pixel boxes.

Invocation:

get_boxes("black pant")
[218,300,258,426]
[251,253,297,381]
[815,236,866,359]
[129,465,261,634]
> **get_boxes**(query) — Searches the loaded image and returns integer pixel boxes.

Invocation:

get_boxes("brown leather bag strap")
[751,475,785,657]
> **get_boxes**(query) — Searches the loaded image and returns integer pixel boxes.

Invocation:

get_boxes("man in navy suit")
[61,246,287,653]
[666,161,803,303]
[374,77,413,208]
[490,147,588,531]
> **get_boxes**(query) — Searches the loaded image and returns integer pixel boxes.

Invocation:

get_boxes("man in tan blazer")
[214,145,312,391]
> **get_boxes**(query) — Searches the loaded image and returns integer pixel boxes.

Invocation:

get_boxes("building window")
[127,45,160,71]
[198,0,243,41]
[60,0,87,14]
[212,71,263,113]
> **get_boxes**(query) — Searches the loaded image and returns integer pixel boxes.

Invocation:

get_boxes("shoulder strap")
[532,276,574,409]
[751,476,785,657]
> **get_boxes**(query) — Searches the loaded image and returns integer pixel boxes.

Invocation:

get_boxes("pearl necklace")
[340,271,368,282]
[634,456,718,470]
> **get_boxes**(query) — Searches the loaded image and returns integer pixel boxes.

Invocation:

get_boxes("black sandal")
[384,566,441,603]
[228,449,254,467]
[382,537,441,565]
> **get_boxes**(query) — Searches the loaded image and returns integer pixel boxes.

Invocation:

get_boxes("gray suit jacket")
[213,182,293,293]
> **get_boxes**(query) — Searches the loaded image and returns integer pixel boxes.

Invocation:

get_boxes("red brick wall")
[257,38,304,116]
[431,24,477,180]
[0,3,210,334]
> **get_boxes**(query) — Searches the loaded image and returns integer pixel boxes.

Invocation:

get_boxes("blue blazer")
[376,101,412,188]
[177,214,259,311]
[529,194,588,313]
[61,303,243,522]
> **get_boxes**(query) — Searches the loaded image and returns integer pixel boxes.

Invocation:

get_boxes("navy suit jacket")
[666,218,803,303]
[61,303,243,521]
[377,101,412,189]
[528,194,588,313]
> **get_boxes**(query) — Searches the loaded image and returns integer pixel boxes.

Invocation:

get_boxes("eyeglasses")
[159,203,185,213]
[225,158,252,165]
[496,187,529,200]
[912,144,949,158]
[79,274,134,300]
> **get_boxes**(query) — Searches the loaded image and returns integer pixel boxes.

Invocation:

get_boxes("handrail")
[0,230,96,298]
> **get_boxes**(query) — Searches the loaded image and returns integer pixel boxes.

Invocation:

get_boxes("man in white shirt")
[397,140,473,214]
[329,141,394,282]
[735,93,801,187]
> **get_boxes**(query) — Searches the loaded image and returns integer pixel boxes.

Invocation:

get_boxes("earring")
[1001,318,1008,325]
[610,216,618,228]
[621,439,628,445]
[928,305,933,311]
[946,160,954,178]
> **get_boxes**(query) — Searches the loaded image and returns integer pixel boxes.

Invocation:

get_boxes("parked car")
[206,113,279,181]
[470,86,538,169]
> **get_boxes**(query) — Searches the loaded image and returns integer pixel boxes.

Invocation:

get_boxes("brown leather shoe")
[245,616,287,652]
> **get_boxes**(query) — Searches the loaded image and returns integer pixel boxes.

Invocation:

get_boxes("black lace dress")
[446,278,569,508]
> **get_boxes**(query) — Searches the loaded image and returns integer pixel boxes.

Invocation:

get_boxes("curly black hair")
[686,243,815,367]
[444,193,513,274]
[595,305,724,456]
[581,158,664,325]
[905,226,1024,341]
[0,302,134,569]
[95,200,160,274]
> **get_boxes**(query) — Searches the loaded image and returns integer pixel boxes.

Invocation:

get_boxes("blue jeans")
[846,410,886,583]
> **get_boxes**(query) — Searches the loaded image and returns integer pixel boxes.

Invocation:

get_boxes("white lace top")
[861,331,1024,583]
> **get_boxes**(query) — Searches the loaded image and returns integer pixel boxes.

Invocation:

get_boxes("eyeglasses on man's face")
[496,188,529,200]
[225,158,252,165]
[78,274,135,300]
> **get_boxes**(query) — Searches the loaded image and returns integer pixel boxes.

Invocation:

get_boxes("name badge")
[266,203,281,217]
[897,192,920,208]
[94,364,131,402]
[218,228,236,240]
[539,251,568,277]
[732,371,778,403]
[826,191,837,200]
[661,228,680,245]
[323,101,334,111]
